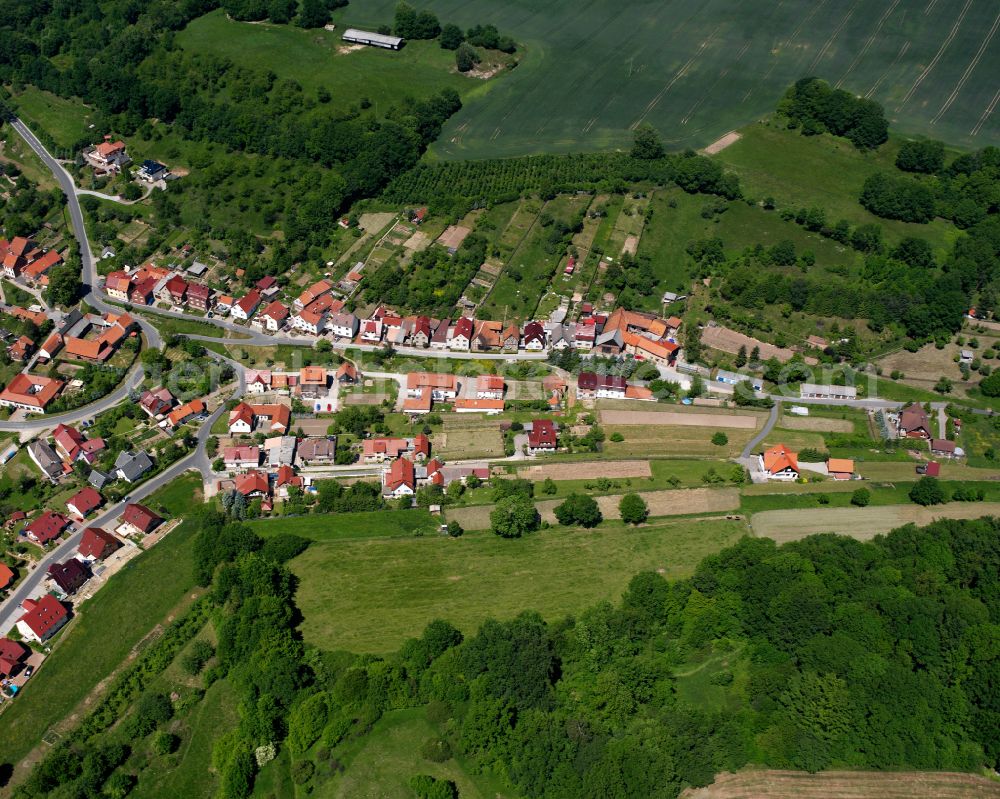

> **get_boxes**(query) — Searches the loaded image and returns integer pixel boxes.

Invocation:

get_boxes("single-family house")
[28,439,63,481]
[229,402,255,434]
[25,511,71,545]
[501,324,520,352]
[165,274,188,305]
[930,439,957,457]
[382,457,416,498]
[90,139,129,168]
[165,398,206,430]
[104,271,132,301]
[234,470,270,499]
[66,486,103,518]
[232,290,262,322]
[0,638,30,678]
[16,595,69,643]
[299,367,329,399]
[454,398,505,414]
[114,450,154,483]
[527,419,558,452]
[245,370,272,394]
[329,312,359,339]
[430,318,451,350]
[48,558,90,595]
[336,361,359,384]
[128,277,157,305]
[760,444,799,480]
[259,301,289,332]
[120,504,163,536]
[294,280,333,311]
[449,317,474,350]
[78,527,122,561]
[898,404,932,439]
[137,159,169,182]
[406,372,458,401]
[577,371,627,399]
[140,387,174,418]
[363,437,410,463]
[297,437,337,465]
[411,316,432,348]
[223,445,261,470]
[360,318,383,343]
[7,335,33,362]
[522,321,546,350]
[256,275,279,296]
[214,295,234,315]
[38,332,63,361]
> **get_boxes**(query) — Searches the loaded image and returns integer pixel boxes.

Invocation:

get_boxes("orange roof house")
[760,444,799,480]
[827,458,855,480]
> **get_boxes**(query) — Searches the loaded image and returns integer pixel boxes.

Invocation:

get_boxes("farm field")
[599,409,760,428]
[751,502,1000,543]
[601,424,756,458]
[337,0,1000,158]
[681,769,1000,799]
[289,517,746,653]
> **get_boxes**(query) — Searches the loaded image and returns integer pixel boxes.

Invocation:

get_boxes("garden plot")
[600,410,759,428]
[518,460,652,481]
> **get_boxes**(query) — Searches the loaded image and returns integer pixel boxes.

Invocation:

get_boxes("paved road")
[741,401,781,459]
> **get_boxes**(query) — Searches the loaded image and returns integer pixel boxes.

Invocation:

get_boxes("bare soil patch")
[518,460,652,481]
[702,325,816,365]
[436,225,472,250]
[682,768,1000,799]
[337,43,365,55]
[702,130,742,155]
[601,410,758,429]
[293,418,334,436]
[621,234,639,256]
[358,211,395,234]
[752,502,1000,543]
[777,415,854,433]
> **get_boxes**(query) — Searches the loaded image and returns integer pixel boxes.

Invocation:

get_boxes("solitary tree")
[735,345,747,368]
[619,493,649,525]
[850,487,871,507]
[490,496,539,538]
[711,431,729,446]
[631,123,664,160]
[554,493,602,527]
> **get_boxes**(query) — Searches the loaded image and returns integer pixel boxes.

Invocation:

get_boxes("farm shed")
[342,29,404,50]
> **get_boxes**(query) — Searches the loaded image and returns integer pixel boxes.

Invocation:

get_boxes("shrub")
[421,736,453,762]
[609,432,624,442]
[909,476,946,506]
[711,431,728,446]
[850,488,871,507]
[619,493,649,525]
[152,731,178,756]
[181,640,214,676]
[291,759,315,785]
[426,699,453,725]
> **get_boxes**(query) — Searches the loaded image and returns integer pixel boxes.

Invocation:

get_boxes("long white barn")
[342,28,404,50]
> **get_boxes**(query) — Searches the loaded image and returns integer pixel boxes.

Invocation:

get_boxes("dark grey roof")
[29,440,62,480]
[115,450,153,482]
[89,469,110,489]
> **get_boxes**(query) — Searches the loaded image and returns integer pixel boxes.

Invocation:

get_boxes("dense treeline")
[9,510,1000,797]
[383,150,740,216]
[778,77,888,149]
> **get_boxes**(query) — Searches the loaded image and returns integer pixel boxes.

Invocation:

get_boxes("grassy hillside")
[287,517,746,654]
[333,0,1000,158]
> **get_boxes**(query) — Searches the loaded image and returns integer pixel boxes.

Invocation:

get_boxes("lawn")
[341,0,1000,159]
[716,125,960,254]
[8,87,95,151]
[143,310,251,339]
[249,508,439,541]
[0,517,202,769]
[178,10,473,107]
[289,517,747,653]
[601,424,756,458]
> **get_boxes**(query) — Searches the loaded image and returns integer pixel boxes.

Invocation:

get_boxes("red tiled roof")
[78,527,121,560]
[528,419,557,448]
[67,486,103,517]
[0,373,63,409]
[25,511,70,544]
[122,503,162,533]
[18,594,68,639]
[762,444,798,474]
[385,457,415,492]
[234,470,270,497]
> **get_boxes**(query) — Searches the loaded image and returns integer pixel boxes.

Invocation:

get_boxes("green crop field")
[339,0,1000,159]
[288,517,746,654]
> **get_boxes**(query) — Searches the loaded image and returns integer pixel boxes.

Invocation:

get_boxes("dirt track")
[601,410,758,429]
[681,769,1000,799]
[752,502,1000,543]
